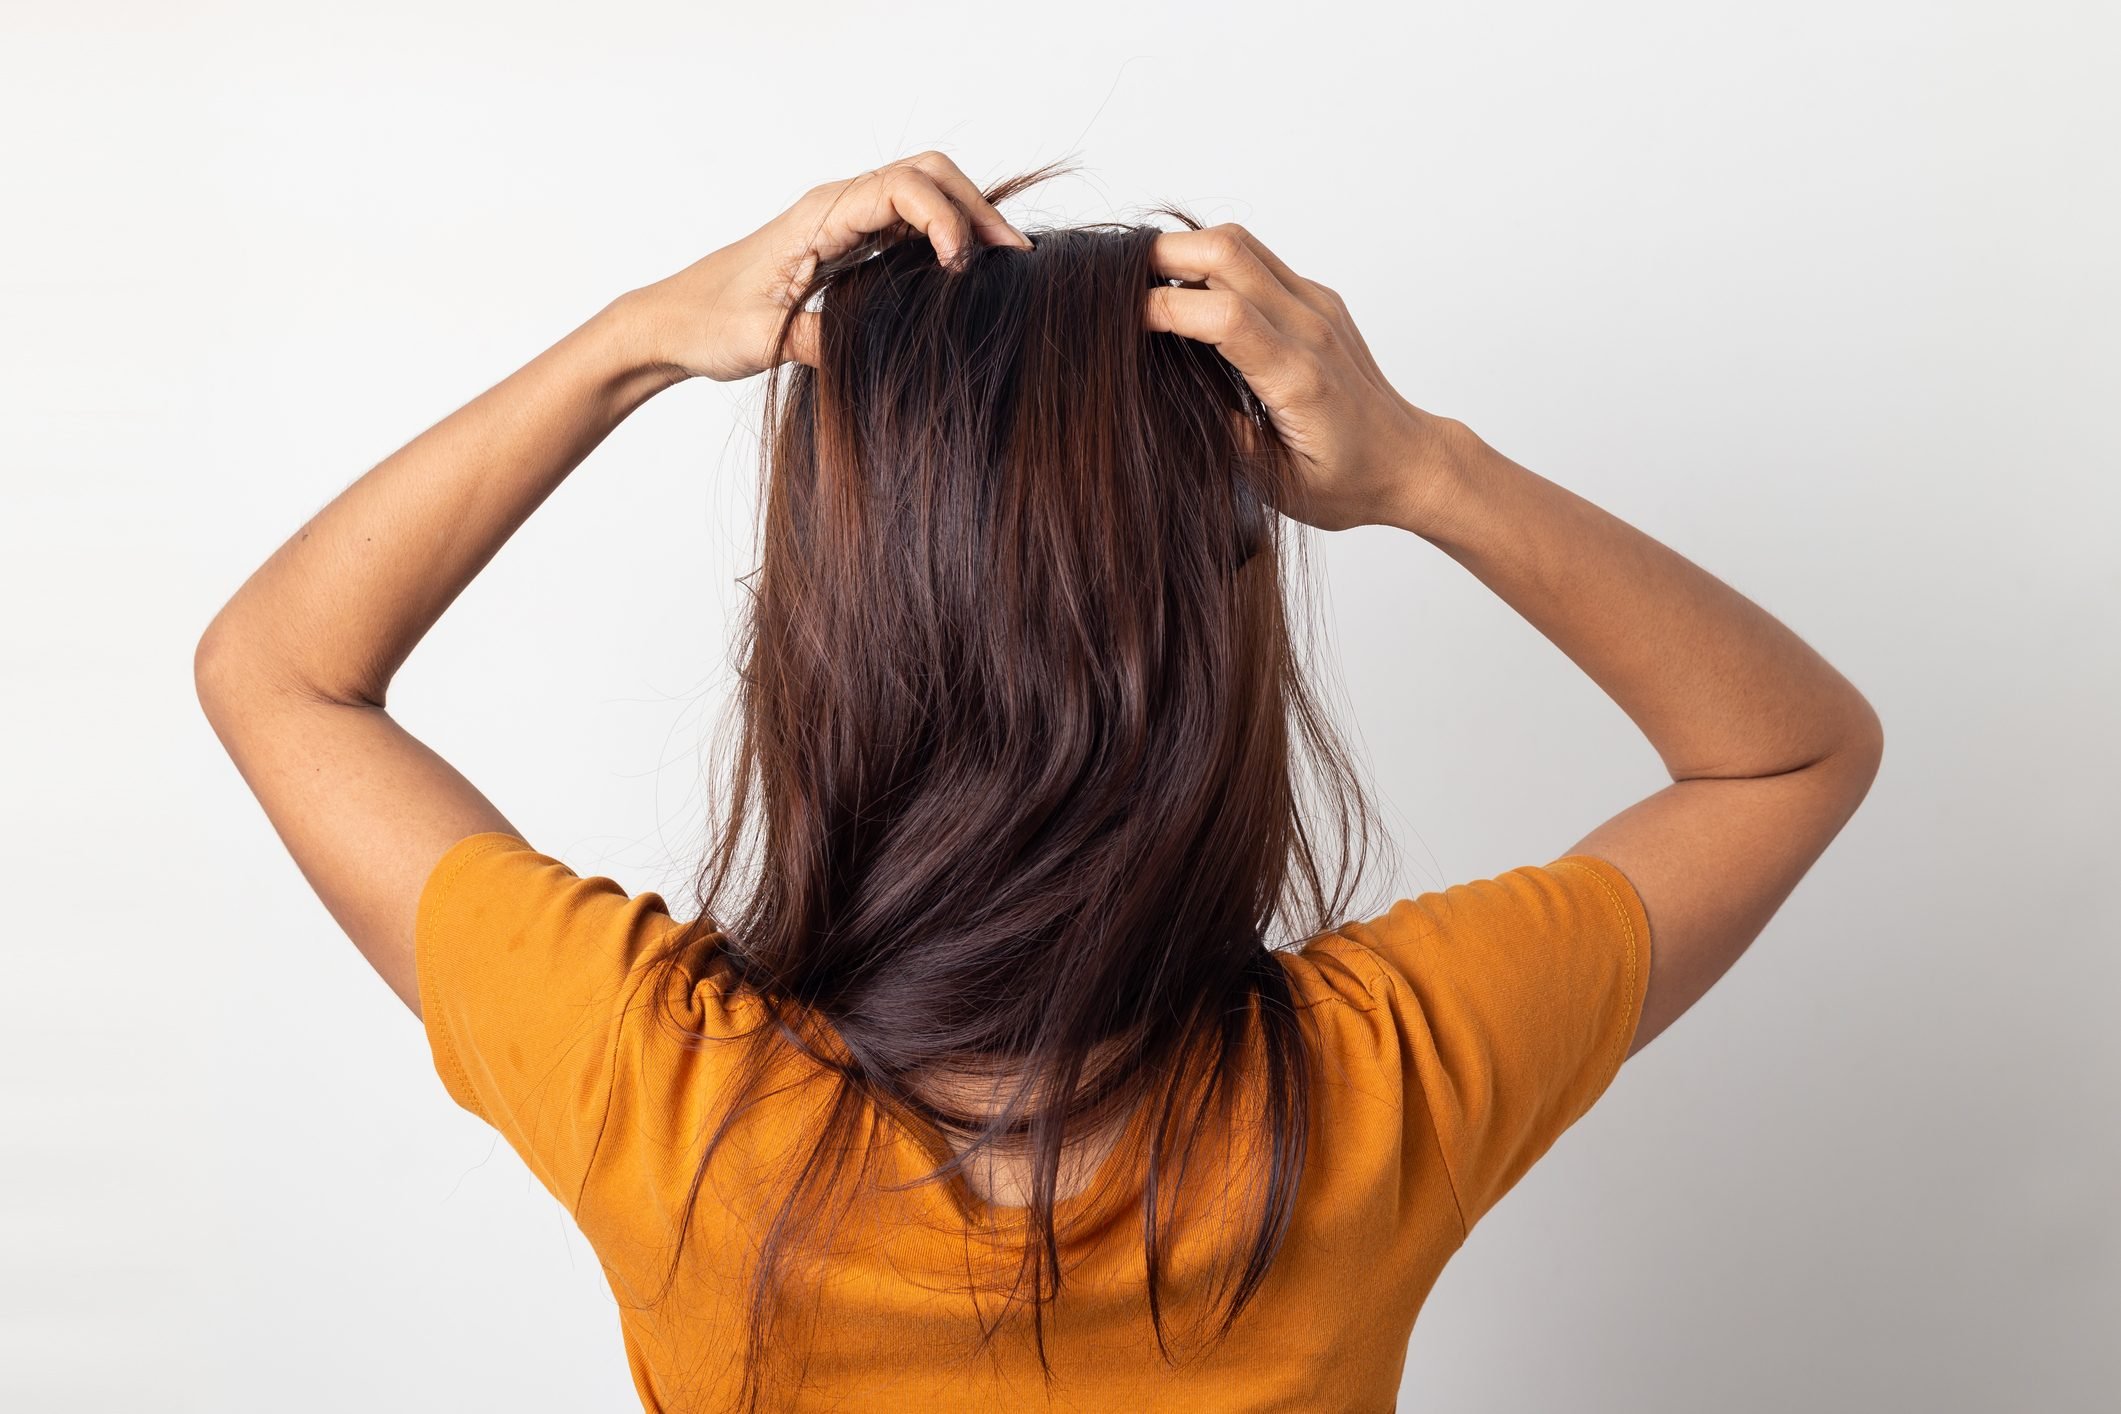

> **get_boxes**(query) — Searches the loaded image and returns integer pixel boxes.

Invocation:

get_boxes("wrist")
[1375,409,1486,540]
[599,287,698,394]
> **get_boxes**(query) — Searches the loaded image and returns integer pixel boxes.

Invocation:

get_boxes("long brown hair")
[630,164,1389,1408]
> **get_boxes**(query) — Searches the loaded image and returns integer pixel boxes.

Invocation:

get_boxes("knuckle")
[903,152,958,187]
[1203,228,1247,268]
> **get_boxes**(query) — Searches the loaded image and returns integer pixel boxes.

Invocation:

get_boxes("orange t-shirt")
[416,831,1651,1411]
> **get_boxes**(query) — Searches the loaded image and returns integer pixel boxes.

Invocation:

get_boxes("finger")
[905,151,1033,249]
[779,249,820,306]
[1143,285,1304,394]
[1149,226,1318,335]
[1203,225,1343,334]
[1218,225,1319,308]
[784,310,820,368]
[837,164,975,265]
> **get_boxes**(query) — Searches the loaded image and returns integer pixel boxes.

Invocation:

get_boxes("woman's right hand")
[1145,225,1469,535]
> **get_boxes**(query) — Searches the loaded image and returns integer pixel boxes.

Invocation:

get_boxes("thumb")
[783,310,821,369]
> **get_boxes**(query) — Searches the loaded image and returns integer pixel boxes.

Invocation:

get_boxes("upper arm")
[409,829,726,1215]
[192,638,517,1018]
[1335,854,1654,1234]
[1565,725,1886,1060]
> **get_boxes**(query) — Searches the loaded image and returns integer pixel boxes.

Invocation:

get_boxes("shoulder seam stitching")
[422,835,524,1125]
[1547,858,1644,1100]
[1309,930,1476,1243]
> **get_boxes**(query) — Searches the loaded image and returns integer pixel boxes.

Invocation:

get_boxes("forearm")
[1395,419,1883,782]
[197,292,682,705]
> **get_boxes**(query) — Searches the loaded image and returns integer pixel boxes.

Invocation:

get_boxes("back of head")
[651,165,1385,1405]
[744,196,1305,1078]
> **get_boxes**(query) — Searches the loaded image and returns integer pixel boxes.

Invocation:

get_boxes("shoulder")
[1275,934,1392,1014]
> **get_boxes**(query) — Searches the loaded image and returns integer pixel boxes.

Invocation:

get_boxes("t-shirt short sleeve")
[414,830,705,1217]
[1323,854,1652,1237]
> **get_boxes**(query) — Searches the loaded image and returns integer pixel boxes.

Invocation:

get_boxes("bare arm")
[1147,223,1883,1059]
[192,297,677,1013]
[194,153,1029,1018]
[1400,426,1883,1055]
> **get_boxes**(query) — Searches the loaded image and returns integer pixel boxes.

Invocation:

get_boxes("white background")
[5,2,2115,1409]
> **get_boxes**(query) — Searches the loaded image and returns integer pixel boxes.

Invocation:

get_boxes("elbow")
[192,619,285,717]
[1852,694,1886,762]
[193,622,384,715]
[1830,696,1887,786]
[192,621,245,721]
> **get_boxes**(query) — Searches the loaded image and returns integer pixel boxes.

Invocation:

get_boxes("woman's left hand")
[627,152,1032,384]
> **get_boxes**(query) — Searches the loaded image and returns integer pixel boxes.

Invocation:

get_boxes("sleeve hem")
[415,831,531,1123]
[1545,854,1653,1099]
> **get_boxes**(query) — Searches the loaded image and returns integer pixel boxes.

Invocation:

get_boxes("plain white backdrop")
[5,2,2115,1409]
